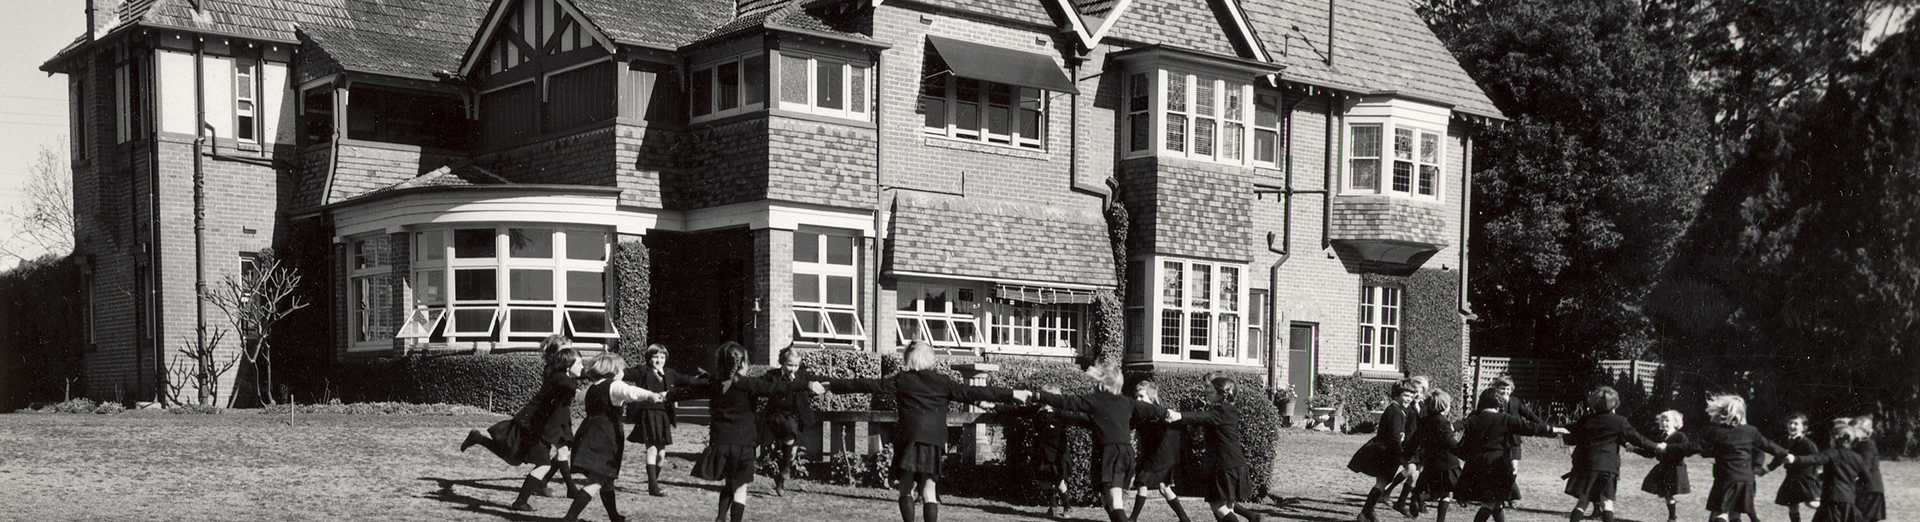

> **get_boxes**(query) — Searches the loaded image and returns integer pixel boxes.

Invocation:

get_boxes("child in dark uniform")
[1347,379,1420,522]
[1670,394,1789,522]
[1411,391,1461,522]
[461,335,582,512]
[1029,362,1172,522]
[1130,381,1190,522]
[561,353,665,522]
[1783,419,1869,522]
[624,344,701,497]
[1847,416,1884,522]
[692,342,822,522]
[1456,388,1568,522]
[1174,374,1264,522]
[1766,413,1822,522]
[1636,410,1692,522]
[1559,386,1658,522]
[830,341,1019,522]
[758,346,816,495]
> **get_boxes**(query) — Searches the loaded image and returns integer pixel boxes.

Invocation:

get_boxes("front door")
[1288,323,1316,419]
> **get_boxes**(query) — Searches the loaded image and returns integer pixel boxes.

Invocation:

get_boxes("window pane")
[816,60,843,110]
[454,229,496,258]
[795,310,828,335]
[1351,125,1381,158]
[717,61,740,110]
[1223,84,1244,121]
[1255,93,1279,127]
[566,230,606,260]
[1196,80,1214,117]
[1420,165,1439,196]
[509,269,553,301]
[453,308,497,334]
[508,228,552,258]
[353,240,375,270]
[1352,159,1380,191]
[1166,74,1186,112]
[745,55,769,106]
[850,66,867,113]
[794,273,820,304]
[923,96,947,129]
[417,231,445,261]
[1188,311,1210,346]
[418,270,445,305]
[986,83,1011,135]
[954,320,978,343]
[826,235,854,265]
[897,317,923,342]
[1394,160,1414,193]
[1128,73,1149,112]
[826,276,854,306]
[1220,266,1239,312]
[1217,314,1240,358]
[781,55,808,104]
[1165,115,1186,152]
[568,309,614,334]
[1130,113,1151,152]
[1421,132,1439,163]
[828,311,859,336]
[1194,117,1215,156]
[1159,309,1181,354]
[510,308,554,333]
[1161,261,1182,307]
[1018,88,1043,139]
[1394,128,1415,160]
[925,319,954,343]
[690,67,713,116]
[956,79,980,133]
[454,269,496,301]
[1223,123,1243,160]
[1190,264,1211,309]
[1255,129,1277,163]
[1359,326,1374,363]
[566,271,603,303]
[794,232,819,262]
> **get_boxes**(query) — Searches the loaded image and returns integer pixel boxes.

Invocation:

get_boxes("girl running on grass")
[1782,419,1869,522]
[1410,391,1461,522]
[1670,394,1789,522]
[1028,361,1171,522]
[562,353,666,522]
[1847,415,1884,522]
[1173,374,1264,522]
[1559,386,1659,522]
[1456,387,1567,522]
[1347,379,1420,522]
[1130,380,1190,522]
[461,334,583,512]
[1385,375,1433,516]
[624,343,704,497]
[691,342,823,522]
[1635,410,1692,522]
[1765,412,1821,522]
[828,341,1020,522]
[758,345,817,496]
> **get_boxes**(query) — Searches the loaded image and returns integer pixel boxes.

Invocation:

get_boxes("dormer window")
[1113,46,1279,166]
[917,36,1076,150]
[776,52,869,121]
[1341,97,1447,200]
[691,53,769,120]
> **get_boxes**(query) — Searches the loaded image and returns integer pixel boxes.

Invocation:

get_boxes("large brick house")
[44,0,1500,413]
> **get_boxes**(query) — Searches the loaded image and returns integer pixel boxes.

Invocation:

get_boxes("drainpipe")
[1263,93,1314,389]
[871,48,886,353]
[193,37,210,403]
[1325,0,1337,67]
[1459,131,1474,392]
[1323,93,1337,249]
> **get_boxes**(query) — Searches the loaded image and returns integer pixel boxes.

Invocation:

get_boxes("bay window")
[1123,67,1258,164]
[777,52,869,121]
[793,229,865,347]
[403,226,613,345]
[1148,257,1252,364]
[1358,284,1401,372]
[894,280,1089,354]
[1346,122,1444,199]
[690,53,769,120]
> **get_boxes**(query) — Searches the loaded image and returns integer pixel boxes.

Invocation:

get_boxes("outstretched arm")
[1033,392,1096,414]
[609,380,665,406]
[827,377,895,395]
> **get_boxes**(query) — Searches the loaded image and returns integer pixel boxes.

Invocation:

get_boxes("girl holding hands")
[562,353,667,522]
[1027,362,1173,522]
[691,342,825,522]
[461,334,584,512]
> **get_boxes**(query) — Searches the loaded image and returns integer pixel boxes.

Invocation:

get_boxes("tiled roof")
[887,192,1117,288]
[570,0,733,48]
[367,164,512,194]
[1105,0,1237,56]
[1241,0,1502,119]
[696,0,872,45]
[63,0,488,78]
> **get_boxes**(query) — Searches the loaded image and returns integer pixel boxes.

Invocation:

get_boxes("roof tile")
[1241,0,1501,118]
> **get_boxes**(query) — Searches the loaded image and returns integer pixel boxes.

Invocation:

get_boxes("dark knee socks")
[923,502,940,522]
[513,474,543,507]
[898,495,916,522]
[1169,498,1193,522]
[1108,507,1129,522]
[647,464,664,495]
[546,460,576,497]
[601,488,620,520]
[1473,507,1494,522]
[562,488,592,521]
[1435,502,1450,522]
[1362,487,1386,518]
[1598,511,1615,522]
[730,502,746,522]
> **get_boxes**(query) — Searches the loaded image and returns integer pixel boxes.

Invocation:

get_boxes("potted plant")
[1308,394,1340,431]
[1270,385,1297,415]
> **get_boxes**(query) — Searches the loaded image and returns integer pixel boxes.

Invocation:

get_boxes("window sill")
[1356,369,1402,381]
[921,135,1049,159]
[1336,191,1446,205]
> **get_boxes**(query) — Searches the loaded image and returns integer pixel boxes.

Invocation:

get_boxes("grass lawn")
[0,411,1910,522]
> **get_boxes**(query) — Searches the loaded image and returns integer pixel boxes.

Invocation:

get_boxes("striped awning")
[994,284,1096,305]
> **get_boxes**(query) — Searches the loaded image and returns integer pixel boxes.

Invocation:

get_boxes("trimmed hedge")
[1315,374,1398,432]
[334,353,546,414]
[609,239,651,361]
[1149,367,1280,501]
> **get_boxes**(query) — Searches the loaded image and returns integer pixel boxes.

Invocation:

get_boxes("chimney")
[87,0,120,41]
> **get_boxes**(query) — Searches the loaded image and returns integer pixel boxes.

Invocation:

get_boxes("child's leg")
[1597,500,1615,522]
[1211,500,1236,521]
[1395,467,1420,514]
[513,464,552,510]
[728,480,751,522]
[1362,474,1394,519]
[1232,501,1264,522]
[895,477,917,522]
[1128,487,1148,521]
[563,482,599,522]
[544,446,576,497]
[1573,499,1591,521]
[1160,484,1192,522]
[1105,487,1129,522]
[646,444,668,496]
[716,483,738,522]
[920,478,941,522]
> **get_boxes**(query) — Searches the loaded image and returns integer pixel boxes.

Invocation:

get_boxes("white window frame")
[1252,92,1282,167]
[689,52,769,122]
[1247,288,1268,363]
[920,74,1048,150]
[1148,257,1252,364]
[776,51,870,122]
[348,237,386,349]
[235,59,259,143]
[1126,69,1253,165]
[1344,121,1445,201]
[792,228,865,347]
[409,226,612,345]
[985,299,1084,354]
[895,282,986,350]
[1358,283,1402,373]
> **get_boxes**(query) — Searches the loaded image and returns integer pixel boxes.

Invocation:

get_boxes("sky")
[0,1,85,270]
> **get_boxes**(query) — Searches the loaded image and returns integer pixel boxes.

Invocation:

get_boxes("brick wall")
[671,117,769,209]
[767,117,876,208]
[614,123,674,209]
[476,126,635,199]
[1330,196,1449,245]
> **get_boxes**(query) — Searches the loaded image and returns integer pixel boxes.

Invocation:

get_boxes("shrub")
[333,353,546,414]
[1149,367,1279,501]
[818,447,892,488]
[92,401,125,414]
[170,403,223,414]
[983,358,1103,505]
[609,240,650,361]
[1315,374,1397,432]
[796,349,887,412]
[754,445,811,480]
[46,398,96,414]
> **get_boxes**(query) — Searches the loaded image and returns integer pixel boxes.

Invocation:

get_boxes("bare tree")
[173,326,237,406]
[205,249,308,405]
[1,141,74,263]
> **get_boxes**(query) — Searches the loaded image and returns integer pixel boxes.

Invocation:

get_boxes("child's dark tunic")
[1561,412,1658,502]
[832,370,1015,480]
[690,375,811,483]
[1413,412,1462,498]
[758,367,817,445]
[1768,435,1822,505]
[571,379,634,483]
[1134,414,1182,488]
[1035,390,1168,490]
[1790,445,1868,522]
[1852,438,1884,521]
[1637,431,1692,496]
[1177,402,1249,502]
[624,367,695,445]
[1348,402,1416,478]
[484,369,578,466]
[1675,424,1788,515]
[1455,409,1556,506]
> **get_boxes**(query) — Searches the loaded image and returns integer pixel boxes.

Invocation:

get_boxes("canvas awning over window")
[994,284,1096,305]
[927,35,1080,94]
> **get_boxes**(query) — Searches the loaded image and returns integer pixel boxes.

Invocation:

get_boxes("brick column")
[951,362,1000,464]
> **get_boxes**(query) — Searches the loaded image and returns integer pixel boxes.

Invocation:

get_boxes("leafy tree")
[1420,0,1720,359]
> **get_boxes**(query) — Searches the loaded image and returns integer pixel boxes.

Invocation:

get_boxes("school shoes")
[647,464,667,497]
[460,430,485,452]
[511,474,543,512]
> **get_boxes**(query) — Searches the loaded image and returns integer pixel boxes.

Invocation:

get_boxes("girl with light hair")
[1670,394,1788,522]
[1781,418,1869,522]
[562,352,666,522]
[1848,415,1885,522]
[1636,410,1692,522]
[1029,361,1174,522]
[689,342,823,522]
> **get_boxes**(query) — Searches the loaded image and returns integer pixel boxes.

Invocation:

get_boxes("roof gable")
[460,0,619,77]
[1240,0,1501,119]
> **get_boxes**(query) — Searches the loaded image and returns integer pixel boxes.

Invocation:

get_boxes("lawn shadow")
[417,476,548,521]
[1258,496,1359,522]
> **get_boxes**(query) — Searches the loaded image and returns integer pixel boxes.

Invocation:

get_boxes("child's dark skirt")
[1415,467,1460,498]
[626,409,674,445]
[1563,470,1617,502]
[1856,492,1884,521]
[1205,466,1252,503]
[1705,480,1757,515]
[1093,443,1135,489]
[893,442,943,481]
[1812,501,1864,522]
[692,443,757,483]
